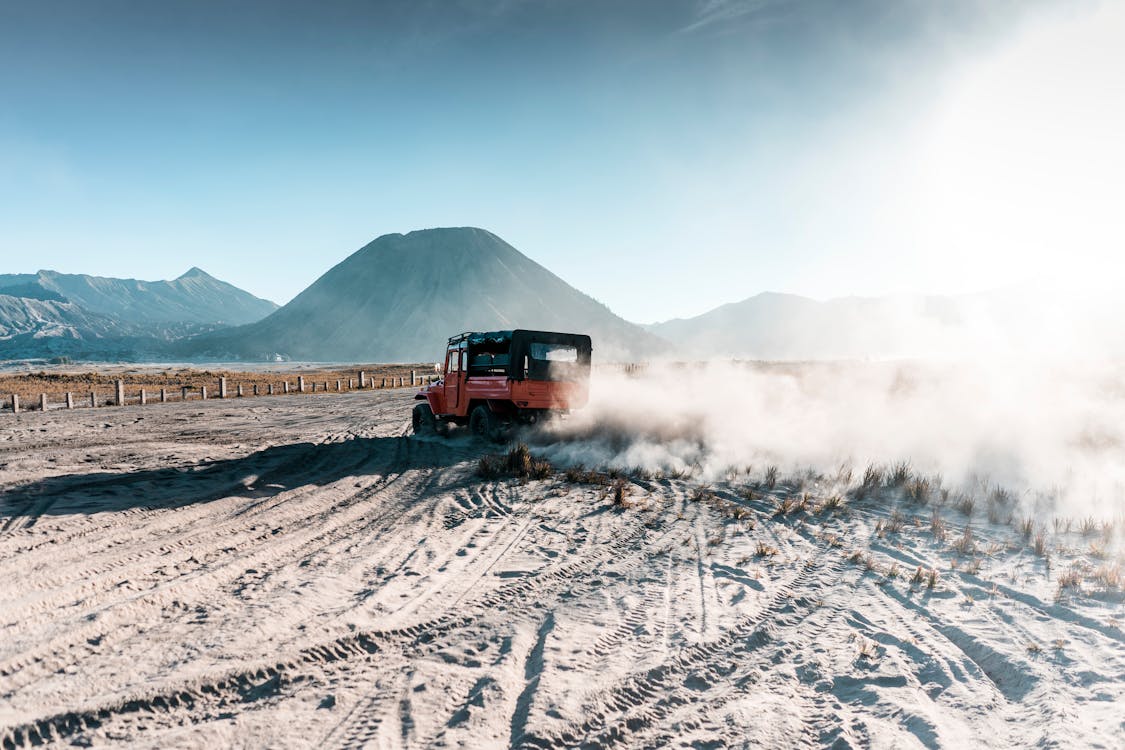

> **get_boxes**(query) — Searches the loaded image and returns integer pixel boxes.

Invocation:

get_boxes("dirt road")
[1,391,1121,748]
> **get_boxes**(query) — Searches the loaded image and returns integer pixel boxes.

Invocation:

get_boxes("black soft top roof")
[452,330,592,380]
[453,330,592,352]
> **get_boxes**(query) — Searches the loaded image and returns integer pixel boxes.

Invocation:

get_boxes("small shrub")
[862,464,883,489]
[856,637,878,660]
[910,566,926,585]
[1091,563,1123,593]
[930,512,947,542]
[818,494,846,514]
[506,443,532,475]
[477,455,503,479]
[955,494,975,517]
[764,465,779,489]
[926,568,939,589]
[1032,532,1049,558]
[905,477,930,504]
[1057,567,1084,593]
[755,541,779,557]
[952,527,975,555]
[611,478,629,507]
[888,461,912,487]
[691,486,714,503]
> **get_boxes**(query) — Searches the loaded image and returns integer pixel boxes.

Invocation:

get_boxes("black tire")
[469,404,501,443]
[412,403,436,435]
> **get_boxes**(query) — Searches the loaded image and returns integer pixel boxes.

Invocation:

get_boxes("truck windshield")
[525,342,584,381]
[529,343,578,362]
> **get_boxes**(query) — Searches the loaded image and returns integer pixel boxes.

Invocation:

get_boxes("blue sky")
[1,0,1120,322]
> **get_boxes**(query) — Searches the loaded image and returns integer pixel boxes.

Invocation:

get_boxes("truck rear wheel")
[412,403,436,435]
[470,404,502,443]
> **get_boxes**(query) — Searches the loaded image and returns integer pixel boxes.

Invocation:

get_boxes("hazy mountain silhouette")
[647,288,1125,359]
[182,227,663,362]
[0,269,278,360]
[0,268,278,328]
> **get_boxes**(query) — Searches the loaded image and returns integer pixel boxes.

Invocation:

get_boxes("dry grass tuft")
[856,636,879,661]
[862,464,884,489]
[755,541,779,557]
[764,465,779,489]
[817,494,847,514]
[1032,532,1049,558]
[1091,563,1123,593]
[955,494,975,517]
[611,478,629,507]
[477,455,503,479]
[478,444,553,481]
[930,512,947,542]
[888,461,912,487]
[951,527,975,555]
[563,464,608,485]
[1057,566,1084,593]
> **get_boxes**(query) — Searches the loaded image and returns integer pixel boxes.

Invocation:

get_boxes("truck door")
[442,348,462,414]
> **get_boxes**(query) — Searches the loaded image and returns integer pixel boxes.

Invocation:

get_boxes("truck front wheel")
[470,404,502,443]
[412,403,437,435]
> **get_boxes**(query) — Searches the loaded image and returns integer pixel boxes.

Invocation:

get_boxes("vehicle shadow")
[0,435,476,524]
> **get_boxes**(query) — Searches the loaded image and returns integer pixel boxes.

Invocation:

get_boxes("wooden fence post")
[201,386,208,400]
[115,380,125,406]
[411,370,416,386]
[160,388,167,403]
[253,384,259,396]
[140,389,147,405]
[219,377,228,399]
[268,383,274,395]
[65,392,74,409]
[39,393,48,411]
[11,394,18,414]
[359,371,367,388]
[381,377,387,388]
[298,376,306,393]
[182,386,190,401]
[90,391,96,408]
[237,383,244,397]
[284,382,290,394]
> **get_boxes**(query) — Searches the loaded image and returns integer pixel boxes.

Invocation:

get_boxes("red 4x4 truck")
[412,329,592,442]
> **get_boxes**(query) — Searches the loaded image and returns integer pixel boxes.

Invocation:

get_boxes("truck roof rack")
[447,332,475,345]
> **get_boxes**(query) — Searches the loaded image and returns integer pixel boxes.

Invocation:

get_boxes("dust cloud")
[529,359,1125,518]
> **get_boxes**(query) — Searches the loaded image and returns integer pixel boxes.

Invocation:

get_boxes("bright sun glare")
[910,1,1125,293]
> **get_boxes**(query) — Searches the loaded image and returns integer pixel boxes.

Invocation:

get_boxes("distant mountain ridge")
[0,268,278,327]
[182,227,664,362]
[0,268,278,360]
[646,287,1125,359]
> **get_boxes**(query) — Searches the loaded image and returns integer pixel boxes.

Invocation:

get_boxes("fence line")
[3,369,439,415]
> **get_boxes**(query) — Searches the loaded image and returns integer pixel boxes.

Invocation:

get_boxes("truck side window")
[447,351,459,373]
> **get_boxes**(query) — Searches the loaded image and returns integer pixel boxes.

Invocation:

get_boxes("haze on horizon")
[1,0,1122,324]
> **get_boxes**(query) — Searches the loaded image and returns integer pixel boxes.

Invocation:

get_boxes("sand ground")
[0,390,1122,748]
